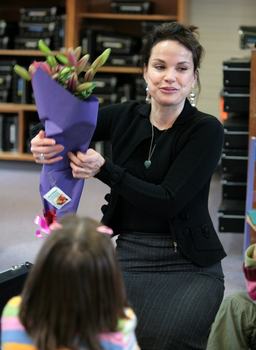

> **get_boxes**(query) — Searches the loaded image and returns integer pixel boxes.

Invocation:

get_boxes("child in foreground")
[206,244,256,349]
[1,213,140,350]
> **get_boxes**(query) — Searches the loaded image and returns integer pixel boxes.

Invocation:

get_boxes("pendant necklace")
[144,122,156,169]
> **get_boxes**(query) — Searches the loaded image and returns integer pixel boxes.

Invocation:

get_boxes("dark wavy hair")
[140,21,204,92]
[19,214,128,350]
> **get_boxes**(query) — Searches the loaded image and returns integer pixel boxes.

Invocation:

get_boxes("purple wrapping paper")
[32,68,99,221]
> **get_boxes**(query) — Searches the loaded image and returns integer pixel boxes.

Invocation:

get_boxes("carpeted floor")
[0,160,246,297]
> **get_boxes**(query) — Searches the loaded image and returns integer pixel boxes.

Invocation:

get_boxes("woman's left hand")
[68,148,105,179]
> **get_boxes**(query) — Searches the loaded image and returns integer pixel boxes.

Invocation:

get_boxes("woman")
[1,214,140,350]
[30,22,226,349]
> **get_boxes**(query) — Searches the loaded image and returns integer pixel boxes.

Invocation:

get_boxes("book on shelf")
[0,114,3,152]
[1,114,19,153]
[12,73,31,104]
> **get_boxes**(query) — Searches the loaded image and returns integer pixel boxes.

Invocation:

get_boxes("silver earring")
[188,90,196,107]
[145,87,151,103]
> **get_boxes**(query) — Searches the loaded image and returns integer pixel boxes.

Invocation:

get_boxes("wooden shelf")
[0,50,63,57]
[79,13,177,21]
[0,52,140,73]
[0,152,35,161]
[95,66,141,74]
[0,103,37,112]
[67,0,190,49]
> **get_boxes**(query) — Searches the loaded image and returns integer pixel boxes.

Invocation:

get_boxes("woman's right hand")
[30,130,64,164]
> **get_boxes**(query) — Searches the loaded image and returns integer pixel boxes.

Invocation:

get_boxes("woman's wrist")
[95,157,105,175]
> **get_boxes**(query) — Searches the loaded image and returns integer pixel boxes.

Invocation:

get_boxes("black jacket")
[93,99,226,267]
[31,99,226,267]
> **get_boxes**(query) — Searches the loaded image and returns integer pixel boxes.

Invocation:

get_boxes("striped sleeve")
[1,296,36,350]
[99,308,140,350]
[2,299,140,350]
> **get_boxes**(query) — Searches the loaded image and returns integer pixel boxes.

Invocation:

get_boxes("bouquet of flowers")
[14,40,111,235]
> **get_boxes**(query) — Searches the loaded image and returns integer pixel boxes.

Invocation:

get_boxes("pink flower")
[14,39,111,100]
[29,61,52,79]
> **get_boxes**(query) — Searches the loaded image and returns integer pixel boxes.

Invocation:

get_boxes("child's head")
[19,213,127,350]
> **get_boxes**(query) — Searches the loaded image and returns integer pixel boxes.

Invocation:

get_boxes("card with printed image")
[43,186,71,210]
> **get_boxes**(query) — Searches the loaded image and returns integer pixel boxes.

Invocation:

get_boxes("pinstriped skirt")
[116,232,225,350]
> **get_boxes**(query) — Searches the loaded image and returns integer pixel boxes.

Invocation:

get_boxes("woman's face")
[143,40,197,110]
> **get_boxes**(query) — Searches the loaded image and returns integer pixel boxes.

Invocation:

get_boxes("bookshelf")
[0,0,190,161]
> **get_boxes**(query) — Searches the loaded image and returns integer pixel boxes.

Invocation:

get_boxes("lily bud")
[67,72,78,93]
[56,54,70,65]
[67,47,77,68]
[13,64,31,81]
[74,46,82,61]
[51,72,59,81]
[76,81,94,92]
[59,66,71,76]
[84,68,95,82]
[90,48,111,73]
[77,54,90,75]
[46,54,57,68]
[38,39,52,56]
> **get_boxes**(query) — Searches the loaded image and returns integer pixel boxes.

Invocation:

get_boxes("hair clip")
[96,225,114,235]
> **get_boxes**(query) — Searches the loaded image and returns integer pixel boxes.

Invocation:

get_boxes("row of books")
[0,113,113,158]
[0,114,19,153]
[1,63,147,105]
[0,58,35,104]
[110,1,153,14]
[14,15,66,51]
[0,59,16,103]
[80,21,163,67]
[0,20,19,49]
[0,6,66,51]
[84,74,147,107]
[0,115,39,154]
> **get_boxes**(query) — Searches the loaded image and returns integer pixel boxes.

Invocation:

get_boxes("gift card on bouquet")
[43,186,71,210]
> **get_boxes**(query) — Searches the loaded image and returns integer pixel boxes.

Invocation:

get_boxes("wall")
[189,0,256,120]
